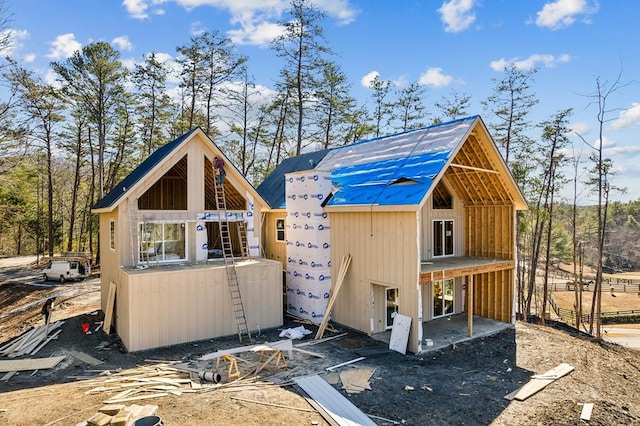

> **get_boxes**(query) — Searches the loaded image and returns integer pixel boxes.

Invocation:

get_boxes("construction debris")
[294,375,376,426]
[326,356,365,371]
[77,404,159,426]
[339,367,376,394]
[0,355,66,373]
[581,402,594,421]
[505,363,575,401]
[0,321,64,358]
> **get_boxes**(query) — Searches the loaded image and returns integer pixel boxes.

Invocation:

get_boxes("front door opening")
[386,288,399,330]
[433,279,454,318]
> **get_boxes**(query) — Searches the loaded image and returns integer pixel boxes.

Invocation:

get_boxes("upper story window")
[110,220,115,250]
[276,218,285,242]
[433,220,454,257]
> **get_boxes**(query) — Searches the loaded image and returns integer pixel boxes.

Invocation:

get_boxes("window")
[433,279,454,317]
[276,218,285,242]
[139,222,187,263]
[433,220,454,257]
[110,220,115,250]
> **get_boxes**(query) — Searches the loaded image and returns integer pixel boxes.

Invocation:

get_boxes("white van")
[42,260,90,283]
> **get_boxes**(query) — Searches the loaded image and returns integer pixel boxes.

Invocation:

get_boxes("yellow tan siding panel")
[330,211,420,352]
[117,260,282,352]
[263,211,287,270]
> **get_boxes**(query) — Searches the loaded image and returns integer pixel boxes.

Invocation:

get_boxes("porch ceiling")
[419,256,514,283]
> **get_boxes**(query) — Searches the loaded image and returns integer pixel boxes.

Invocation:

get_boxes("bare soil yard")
[1,259,640,425]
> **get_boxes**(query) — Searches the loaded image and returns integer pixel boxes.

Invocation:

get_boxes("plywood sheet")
[68,350,104,366]
[389,314,411,355]
[0,356,66,372]
[103,282,117,334]
[294,375,375,426]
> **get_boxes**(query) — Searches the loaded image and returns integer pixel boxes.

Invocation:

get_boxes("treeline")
[0,0,633,333]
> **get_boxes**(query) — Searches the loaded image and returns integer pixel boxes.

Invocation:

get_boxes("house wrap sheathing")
[284,170,332,323]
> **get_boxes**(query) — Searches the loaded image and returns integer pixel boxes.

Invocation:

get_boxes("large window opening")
[139,156,187,210]
[204,221,244,259]
[433,219,454,257]
[433,279,454,318]
[139,222,186,263]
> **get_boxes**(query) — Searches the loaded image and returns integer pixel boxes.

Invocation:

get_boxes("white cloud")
[23,53,36,63]
[2,29,29,57]
[47,33,82,59]
[121,58,137,70]
[112,35,134,51]
[605,145,640,156]
[570,121,590,136]
[437,0,476,33]
[44,69,62,88]
[490,53,571,71]
[125,1,358,46]
[360,71,379,88]
[418,67,453,87]
[536,0,598,30]
[123,0,150,19]
[227,20,284,46]
[611,103,640,130]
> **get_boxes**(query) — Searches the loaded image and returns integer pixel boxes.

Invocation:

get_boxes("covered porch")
[420,256,515,340]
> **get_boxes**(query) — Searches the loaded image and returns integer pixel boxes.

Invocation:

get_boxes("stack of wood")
[80,361,206,405]
[78,403,158,426]
[78,360,278,405]
[0,321,64,357]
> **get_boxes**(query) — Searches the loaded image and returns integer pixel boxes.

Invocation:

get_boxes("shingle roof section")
[256,150,330,208]
[93,128,198,209]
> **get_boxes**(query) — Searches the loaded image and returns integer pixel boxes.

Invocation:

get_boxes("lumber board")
[68,350,104,366]
[581,403,594,421]
[200,339,293,361]
[103,392,169,404]
[315,254,352,340]
[296,333,348,347]
[103,282,117,334]
[0,356,66,373]
[513,363,575,401]
[230,396,316,413]
[531,363,574,380]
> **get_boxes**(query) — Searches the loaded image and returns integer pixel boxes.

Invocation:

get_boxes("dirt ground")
[1,259,640,425]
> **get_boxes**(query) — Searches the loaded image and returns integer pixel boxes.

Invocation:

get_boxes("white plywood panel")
[389,313,411,354]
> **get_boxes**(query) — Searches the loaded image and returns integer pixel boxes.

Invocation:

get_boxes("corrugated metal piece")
[294,375,376,426]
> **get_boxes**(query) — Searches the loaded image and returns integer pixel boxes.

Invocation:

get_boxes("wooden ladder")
[236,220,250,259]
[214,177,251,343]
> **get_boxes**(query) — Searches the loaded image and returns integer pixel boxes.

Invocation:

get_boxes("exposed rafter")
[449,163,499,174]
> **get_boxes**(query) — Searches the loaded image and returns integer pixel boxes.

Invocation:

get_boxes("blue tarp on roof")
[319,116,477,207]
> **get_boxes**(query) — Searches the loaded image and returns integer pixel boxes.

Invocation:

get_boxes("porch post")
[467,274,474,337]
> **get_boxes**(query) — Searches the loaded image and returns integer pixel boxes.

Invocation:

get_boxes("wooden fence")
[548,296,640,325]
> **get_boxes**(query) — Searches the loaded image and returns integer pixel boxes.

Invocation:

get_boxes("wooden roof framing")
[444,130,520,208]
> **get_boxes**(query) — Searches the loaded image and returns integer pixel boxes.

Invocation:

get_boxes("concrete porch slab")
[372,313,513,354]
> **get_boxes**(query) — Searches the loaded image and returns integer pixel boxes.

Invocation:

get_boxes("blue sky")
[5,0,640,203]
